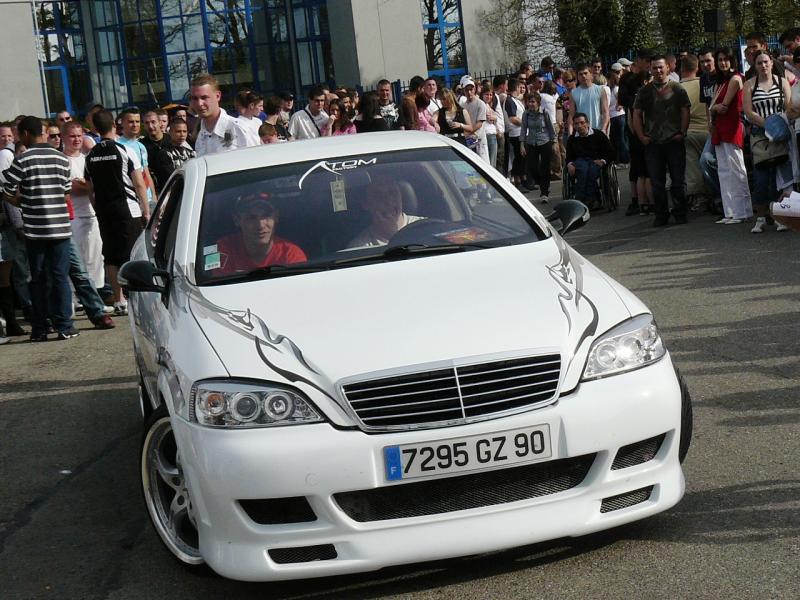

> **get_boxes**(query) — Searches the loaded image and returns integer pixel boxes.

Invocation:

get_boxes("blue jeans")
[69,239,105,321]
[573,158,601,201]
[485,134,498,169]
[26,238,73,336]
[699,136,720,197]
[610,115,629,163]
[645,141,687,218]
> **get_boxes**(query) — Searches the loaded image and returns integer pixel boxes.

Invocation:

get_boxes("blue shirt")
[571,84,604,131]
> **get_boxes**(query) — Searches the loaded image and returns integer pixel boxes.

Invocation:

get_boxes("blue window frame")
[420,0,467,87]
[35,1,92,116]
[87,0,332,111]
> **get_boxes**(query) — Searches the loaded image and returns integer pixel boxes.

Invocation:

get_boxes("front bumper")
[172,355,685,581]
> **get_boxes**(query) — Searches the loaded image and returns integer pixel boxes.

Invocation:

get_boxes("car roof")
[200,131,452,177]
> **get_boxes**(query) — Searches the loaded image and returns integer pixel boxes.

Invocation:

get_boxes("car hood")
[188,237,635,423]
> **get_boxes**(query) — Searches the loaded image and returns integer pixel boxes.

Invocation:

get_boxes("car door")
[135,175,184,400]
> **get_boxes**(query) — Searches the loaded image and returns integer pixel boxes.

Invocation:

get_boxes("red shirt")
[711,77,744,148]
[216,234,307,274]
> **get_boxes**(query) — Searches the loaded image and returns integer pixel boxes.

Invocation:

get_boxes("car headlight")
[582,314,666,380]
[190,381,324,428]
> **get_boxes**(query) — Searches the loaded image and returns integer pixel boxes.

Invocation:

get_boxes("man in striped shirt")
[2,116,77,341]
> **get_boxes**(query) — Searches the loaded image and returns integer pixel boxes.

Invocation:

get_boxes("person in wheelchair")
[347,179,423,248]
[215,193,307,274]
[565,112,615,208]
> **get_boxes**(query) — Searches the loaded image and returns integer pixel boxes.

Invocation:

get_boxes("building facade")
[0,0,512,118]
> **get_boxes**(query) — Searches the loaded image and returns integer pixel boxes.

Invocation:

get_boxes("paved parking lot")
[1,178,799,599]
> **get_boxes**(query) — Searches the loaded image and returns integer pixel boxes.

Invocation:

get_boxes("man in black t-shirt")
[141,109,174,195]
[618,49,653,215]
[85,110,149,316]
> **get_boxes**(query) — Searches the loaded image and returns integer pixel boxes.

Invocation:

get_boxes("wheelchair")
[562,161,621,212]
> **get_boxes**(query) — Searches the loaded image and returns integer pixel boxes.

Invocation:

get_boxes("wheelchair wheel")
[603,163,621,212]
[561,168,575,201]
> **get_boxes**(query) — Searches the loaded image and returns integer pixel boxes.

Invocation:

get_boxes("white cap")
[618,57,633,66]
[459,75,476,88]
[610,63,623,72]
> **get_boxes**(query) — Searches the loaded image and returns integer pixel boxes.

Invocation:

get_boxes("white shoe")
[716,217,731,224]
[750,217,767,233]
[0,336,9,345]
[725,218,743,224]
[776,222,789,232]
[540,195,549,204]
[102,305,115,314]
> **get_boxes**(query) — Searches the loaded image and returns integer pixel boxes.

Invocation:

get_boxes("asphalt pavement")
[1,175,799,600]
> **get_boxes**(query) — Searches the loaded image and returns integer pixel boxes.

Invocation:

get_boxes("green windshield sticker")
[204,252,221,271]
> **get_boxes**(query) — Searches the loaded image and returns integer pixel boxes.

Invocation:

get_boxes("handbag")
[751,128,789,167]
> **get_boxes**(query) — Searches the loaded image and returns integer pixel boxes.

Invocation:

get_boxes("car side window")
[153,177,184,270]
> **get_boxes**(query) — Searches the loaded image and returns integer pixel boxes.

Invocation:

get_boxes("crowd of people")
[2,27,800,344]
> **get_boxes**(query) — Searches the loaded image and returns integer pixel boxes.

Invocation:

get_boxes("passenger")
[215,195,306,274]
[347,180,423,248]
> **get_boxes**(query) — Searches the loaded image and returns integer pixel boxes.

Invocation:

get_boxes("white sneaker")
[750,217,767,233]
[725,218,743,224]
[716,217,731,224]
[540,195,549,204]
[0,336,9,345]
[776,222,789,232]
[102,305,115,314]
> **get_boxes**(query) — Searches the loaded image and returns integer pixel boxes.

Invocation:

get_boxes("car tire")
[141,404,205,569]
[676,369,692,464]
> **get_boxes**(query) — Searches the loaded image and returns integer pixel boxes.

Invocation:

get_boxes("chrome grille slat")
[355,396,462,413]
[345,372,457,395]
[342,354,561,431]
[459,377,561,399]
[461,388,556,410]
[458,367,561,388]
[458,359,561,377]
[348,384,459,403]
[361,406,464,422]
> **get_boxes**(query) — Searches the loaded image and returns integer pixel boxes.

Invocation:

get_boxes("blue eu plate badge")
[384,446,403,481]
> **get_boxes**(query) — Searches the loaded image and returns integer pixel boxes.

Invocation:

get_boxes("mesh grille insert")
[238,497,316,524]
[342,354,561,430]
[268,544,337,564]
[334,454,595,522]
[611,434,666,470]
[600,486,654,513]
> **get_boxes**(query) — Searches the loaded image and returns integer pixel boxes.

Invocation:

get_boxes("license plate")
[383,424,552,481]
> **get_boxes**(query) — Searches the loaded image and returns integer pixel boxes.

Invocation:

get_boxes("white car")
[122,131,692,582]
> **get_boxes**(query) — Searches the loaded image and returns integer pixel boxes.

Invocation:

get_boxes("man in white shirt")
[347,179,422,248]
[422,77,442,115]
[288,86,330,140]
[459,76,490,164]
[190,73,252,156]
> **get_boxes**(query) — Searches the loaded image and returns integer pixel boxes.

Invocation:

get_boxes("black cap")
[278,91,294,101]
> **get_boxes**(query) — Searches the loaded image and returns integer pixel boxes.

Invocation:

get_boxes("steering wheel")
[387,218,456,246]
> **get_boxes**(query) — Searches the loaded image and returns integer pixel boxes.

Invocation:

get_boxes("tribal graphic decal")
[547,235,599,355]
[176,266,338,404]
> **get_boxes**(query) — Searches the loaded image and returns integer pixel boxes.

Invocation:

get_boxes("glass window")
[420,0,466,85]
[162,18,185,53]
[183,16,205,50]
[160,0,182,18]
[187,50,208,77]
[44,70,66,110]
[195,147,544,285]
[181,0,202,15]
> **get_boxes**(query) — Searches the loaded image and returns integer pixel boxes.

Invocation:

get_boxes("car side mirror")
[547,199,590,235]
[119,260,170,294]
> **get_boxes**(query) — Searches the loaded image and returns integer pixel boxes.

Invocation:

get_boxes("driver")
[347,179,423,248]
[216,194,306,274]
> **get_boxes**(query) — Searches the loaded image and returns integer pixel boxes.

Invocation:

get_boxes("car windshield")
[196,146,545,285]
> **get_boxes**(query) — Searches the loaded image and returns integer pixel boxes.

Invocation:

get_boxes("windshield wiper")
[208,262,333,284]
[334,243,489,266]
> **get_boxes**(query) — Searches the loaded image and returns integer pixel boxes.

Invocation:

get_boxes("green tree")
[658,0,709,48]
[621,0,654,52]
[556,0,596,61]
[750,0,775,33]
[585,1,624,58]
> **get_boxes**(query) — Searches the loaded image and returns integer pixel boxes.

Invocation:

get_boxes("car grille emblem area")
[341,354,561,431]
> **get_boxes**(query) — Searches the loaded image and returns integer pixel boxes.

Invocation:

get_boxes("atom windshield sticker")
[297,157,378,189]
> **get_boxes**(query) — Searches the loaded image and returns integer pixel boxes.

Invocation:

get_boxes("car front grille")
[341,354,561,431]
[611,434,666,470]
[334,453,596,522]
[268,544,337,564]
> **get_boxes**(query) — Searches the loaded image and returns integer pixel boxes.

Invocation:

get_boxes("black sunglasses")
[48,133,61,139]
